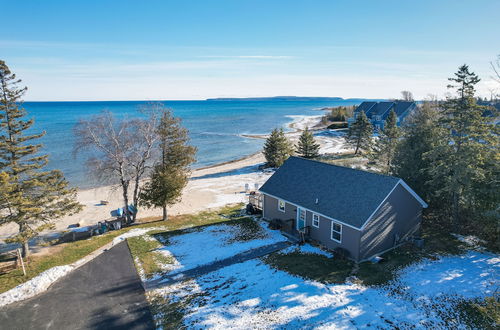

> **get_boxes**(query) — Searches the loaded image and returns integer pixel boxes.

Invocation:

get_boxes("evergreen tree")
[345,111,373,155]
[392,101,443,204]
[425,65,499,229]
[296,126,320,158]
[140,109,196,220]
[0,60,81,257]
[371,110,400,174]
[263,128,293,167]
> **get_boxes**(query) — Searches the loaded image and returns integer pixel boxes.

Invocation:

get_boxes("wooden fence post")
[17,248,26,276]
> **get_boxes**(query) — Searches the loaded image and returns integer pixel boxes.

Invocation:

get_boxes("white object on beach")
[245,183,249,192]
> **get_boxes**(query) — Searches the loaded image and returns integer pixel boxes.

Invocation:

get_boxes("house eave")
[259,191,363,231]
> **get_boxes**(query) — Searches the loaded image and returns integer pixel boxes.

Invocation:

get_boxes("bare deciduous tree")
[73,104,160,223]
[490,54,500,84]
[400,90,414,101]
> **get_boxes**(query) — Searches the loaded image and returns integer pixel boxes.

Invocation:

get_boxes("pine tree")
[296,126,320,158]
[371,110,400,174]
[345,111,373,155]
[0,60,82,257]
[425,65,499,229]
[140,109,196,220]
[392,101,442,204]
[263,128,293,167]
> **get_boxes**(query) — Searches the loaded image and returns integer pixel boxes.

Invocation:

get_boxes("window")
[331,221,342,242]
[312,214,320,228]
[278,199,285,212]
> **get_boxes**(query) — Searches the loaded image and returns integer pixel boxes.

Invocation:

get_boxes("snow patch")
[112,227,166,245]
[281,243,333,258]
[0,265,73,307]
[452,234,486,249]
[286,115,323,131]
[395,251,499,299]
[153,259,441,329]
[156,221,287,276]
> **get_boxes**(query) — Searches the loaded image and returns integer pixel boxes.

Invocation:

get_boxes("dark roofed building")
[348,101,417,131]
[259,157,427,262]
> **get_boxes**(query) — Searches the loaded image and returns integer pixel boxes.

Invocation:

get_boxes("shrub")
[327,122,348,129]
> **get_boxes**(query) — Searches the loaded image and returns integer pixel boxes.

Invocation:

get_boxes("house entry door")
[296,208,306,232]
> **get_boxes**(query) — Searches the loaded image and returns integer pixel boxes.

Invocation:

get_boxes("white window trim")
[330,221,342,243]
[278,199,286,212]
[312,213,320,228]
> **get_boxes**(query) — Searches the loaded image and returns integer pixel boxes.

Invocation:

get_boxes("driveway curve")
[0,241,155,330]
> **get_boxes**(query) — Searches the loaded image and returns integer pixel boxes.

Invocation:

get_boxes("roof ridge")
[289,156,400,181]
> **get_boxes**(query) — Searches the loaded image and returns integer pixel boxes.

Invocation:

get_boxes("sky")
[1,0,499,101]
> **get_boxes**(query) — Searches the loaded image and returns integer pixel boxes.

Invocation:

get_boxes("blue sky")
[2,0,499,101]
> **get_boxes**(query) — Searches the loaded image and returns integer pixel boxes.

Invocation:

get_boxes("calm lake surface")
[24,99,364,188]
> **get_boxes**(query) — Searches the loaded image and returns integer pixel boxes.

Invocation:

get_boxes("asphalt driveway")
[0,241,155,330]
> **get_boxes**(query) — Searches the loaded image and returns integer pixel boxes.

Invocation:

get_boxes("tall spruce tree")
[0,60,81,257]
[263,128,293,167]
[425,65,498,229]
[139,109,196,220]
[371,110,400,174]
[296,126,320,158]
[392,101,442,204]
[345,111,373,155]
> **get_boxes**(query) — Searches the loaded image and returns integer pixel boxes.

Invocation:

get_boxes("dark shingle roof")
[369,102,394,118]
[393,101,416,117]
[260,157,401,228]
[354,102,377,114]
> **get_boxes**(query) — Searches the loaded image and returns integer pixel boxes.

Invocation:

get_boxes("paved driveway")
[0,242,155,330]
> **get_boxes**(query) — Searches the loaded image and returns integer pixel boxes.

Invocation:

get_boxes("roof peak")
[288,156,401,181]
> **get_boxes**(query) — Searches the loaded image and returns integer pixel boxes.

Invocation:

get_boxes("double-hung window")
[312,214,320,228]
[278,199,285,212]
[331,221,342,243]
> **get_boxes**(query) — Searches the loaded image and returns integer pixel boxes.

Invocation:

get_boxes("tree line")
[348,65,499,244]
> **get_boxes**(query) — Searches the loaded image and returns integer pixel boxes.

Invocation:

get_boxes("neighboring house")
[259,157,428,262]
[347,101,417,131]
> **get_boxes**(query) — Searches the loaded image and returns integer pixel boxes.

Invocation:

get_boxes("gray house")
[259,157,428,262]
[347,101,417,131]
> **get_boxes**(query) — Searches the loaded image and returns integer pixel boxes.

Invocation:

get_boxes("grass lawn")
[263,218,469,287]
[263,250,353,284]
[356,220,467,286]
[0,204,244,294]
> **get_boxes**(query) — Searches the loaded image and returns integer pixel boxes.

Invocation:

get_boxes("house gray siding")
[308,214,361,261]
[263,194,361,260]
[263,194,296,222]
[359,184,422,261]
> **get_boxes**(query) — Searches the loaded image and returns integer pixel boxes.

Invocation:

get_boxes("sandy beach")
[0,114,350,241]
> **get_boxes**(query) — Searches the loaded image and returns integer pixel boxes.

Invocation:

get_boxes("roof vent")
[315,198,319,204]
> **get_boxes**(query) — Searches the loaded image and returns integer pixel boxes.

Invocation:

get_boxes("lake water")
[24,99,364,188]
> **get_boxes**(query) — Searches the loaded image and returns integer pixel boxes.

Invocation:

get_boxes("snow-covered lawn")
[138,219,288,277]
[395,252,499,300]
[144,237,499,329]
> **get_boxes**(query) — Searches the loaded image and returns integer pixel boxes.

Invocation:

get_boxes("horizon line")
[22,96,386,103]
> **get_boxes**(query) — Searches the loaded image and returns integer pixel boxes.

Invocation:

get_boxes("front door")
[296,207,306,232]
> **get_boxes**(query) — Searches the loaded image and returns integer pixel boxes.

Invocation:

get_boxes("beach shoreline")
[0,111,347,243]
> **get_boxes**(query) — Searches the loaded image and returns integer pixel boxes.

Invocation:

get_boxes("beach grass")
[0,204,244,294]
